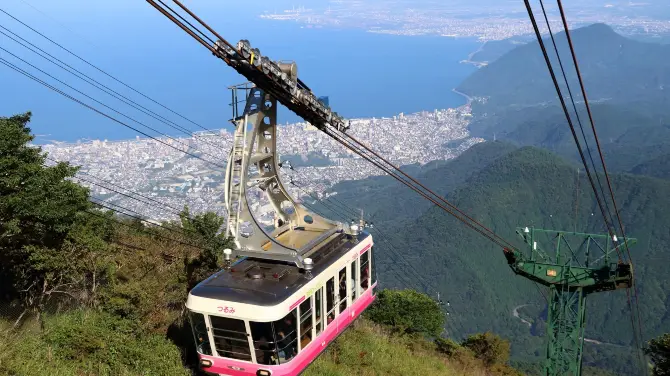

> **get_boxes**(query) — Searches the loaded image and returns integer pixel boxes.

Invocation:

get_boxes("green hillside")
[329,142,670,375]
[0,113,529,376]
[466,100,670,176]
[631,153,670,179]
[306,319,520,376]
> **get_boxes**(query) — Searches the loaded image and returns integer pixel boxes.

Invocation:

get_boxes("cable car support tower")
[503,228,635,376]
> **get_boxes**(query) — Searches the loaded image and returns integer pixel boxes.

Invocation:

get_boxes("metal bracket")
[224,85,344,268]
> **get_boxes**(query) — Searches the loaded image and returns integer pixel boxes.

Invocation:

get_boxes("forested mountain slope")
[455,23,670,184]
[466,102,670,175]
[631,153,670,179]
[321,141,518,231]
[328,142,670,375]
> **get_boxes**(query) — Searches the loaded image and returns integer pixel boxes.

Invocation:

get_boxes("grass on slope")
[0,311,189,376]
[1,314,513,376]
[305,319,518,376]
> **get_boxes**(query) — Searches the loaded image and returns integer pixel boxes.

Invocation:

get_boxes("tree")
[178,206,233,288]
[645,333,670,376]
[0,113,107,325]
[461,332,511,367]
[364,288,444,338]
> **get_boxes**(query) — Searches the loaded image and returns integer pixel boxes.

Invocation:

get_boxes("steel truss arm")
[224,87,344,268]
[502,227,636,376]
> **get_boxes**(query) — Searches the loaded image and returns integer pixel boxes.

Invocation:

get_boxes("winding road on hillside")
[512,304,623,347]
[513,304,532,327]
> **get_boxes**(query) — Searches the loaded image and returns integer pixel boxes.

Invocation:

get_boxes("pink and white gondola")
[185,84,377,376]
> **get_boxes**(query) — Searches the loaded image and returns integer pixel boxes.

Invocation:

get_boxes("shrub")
[644,333,670,376]
[435,337,461,356]
[461,332,511,367]
[365,288,444,338]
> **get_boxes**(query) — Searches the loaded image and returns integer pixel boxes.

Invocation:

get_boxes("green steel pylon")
[503,227,636,376]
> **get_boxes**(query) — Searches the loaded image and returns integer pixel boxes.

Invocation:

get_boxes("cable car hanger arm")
[145,0,348,133]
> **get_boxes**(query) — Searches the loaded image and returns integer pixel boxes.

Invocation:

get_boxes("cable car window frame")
[250,321,279,365]
[208,315,254,362]
[299,296,313,351]
[188,311,213,356]
[315,287,323,336]
[370,246,377,287]
[360,248,370,292]
[351,258,359,303]
[326,276,336,326]
[337,266,347,314]
[273,309,298,364]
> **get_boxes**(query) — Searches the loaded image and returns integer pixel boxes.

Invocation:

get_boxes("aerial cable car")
[185,76,377,376]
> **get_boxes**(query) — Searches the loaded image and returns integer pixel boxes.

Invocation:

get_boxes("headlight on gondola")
[200,359,213,368]
[257,370,272,376]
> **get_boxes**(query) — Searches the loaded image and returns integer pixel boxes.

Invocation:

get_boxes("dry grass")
[305,319,499,376]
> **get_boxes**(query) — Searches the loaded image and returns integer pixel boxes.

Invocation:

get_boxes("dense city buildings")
[260,2,670,41]
[43,106,482,223]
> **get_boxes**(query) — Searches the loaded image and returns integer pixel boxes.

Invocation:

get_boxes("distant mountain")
[630,153,670,179]
[330,141,670,375]
[467,36,531,66]
[457,23,670,112]
[467,102,670,174]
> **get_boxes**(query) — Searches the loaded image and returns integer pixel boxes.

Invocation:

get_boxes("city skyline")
[42,105,482,223]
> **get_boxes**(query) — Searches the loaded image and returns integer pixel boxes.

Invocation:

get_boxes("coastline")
[460,41,488,68]
[452,88,472,106]
[35,32,482,145]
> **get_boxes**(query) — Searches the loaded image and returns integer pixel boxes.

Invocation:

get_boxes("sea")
[0,1,480,143]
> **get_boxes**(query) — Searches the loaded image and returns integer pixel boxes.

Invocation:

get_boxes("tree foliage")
[99,209,233,331]
[0,113,113,324]
[365,288,444,338]
[0,113,242,374]
[178,206,231,288]
[645,333,670,376]
[461,332,511,366]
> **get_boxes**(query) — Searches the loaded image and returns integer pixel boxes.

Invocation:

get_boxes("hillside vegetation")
[324,141,670,375]
[307,319,518,376]
[0,113,528,375]
[306,289,521,376]
[0,113,227,375]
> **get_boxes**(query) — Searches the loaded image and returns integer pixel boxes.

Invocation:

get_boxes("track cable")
[554,0,646,370]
